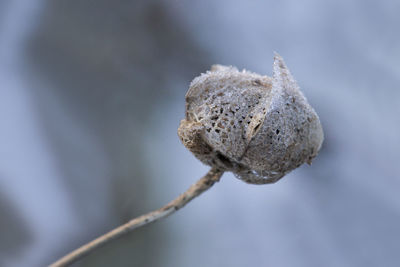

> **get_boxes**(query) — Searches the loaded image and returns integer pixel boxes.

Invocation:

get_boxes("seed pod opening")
[178,53,323,184]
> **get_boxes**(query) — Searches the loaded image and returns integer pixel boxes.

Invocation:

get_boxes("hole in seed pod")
[276,129,280,134]
[254,123,261,132]
[215,129,220,133]
[253,79,262,85]
[211,115,218,120]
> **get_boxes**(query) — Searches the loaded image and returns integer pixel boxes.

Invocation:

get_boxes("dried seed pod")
[178,53,323,184]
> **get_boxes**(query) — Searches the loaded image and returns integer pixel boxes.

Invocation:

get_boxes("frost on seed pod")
[178,53,323,184]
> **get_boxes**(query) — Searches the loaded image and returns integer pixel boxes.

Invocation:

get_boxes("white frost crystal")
[178,53,323,184]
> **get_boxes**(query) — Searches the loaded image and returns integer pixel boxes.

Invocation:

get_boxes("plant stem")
[50,167,224,267]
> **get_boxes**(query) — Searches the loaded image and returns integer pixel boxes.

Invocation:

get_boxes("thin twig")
[50,167,224,267]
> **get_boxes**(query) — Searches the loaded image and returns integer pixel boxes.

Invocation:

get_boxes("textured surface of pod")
[178,54,323,184]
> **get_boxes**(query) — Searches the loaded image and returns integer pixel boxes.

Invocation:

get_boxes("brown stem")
[50,167,224,267]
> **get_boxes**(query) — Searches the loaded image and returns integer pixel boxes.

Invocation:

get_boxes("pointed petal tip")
[273,52,286,67]
[272,52,287,78]
[271,52,300,92]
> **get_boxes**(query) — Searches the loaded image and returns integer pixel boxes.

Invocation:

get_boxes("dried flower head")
[178,53,323,184]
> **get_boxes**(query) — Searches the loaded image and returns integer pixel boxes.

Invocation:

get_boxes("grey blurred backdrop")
[1,0,399,266]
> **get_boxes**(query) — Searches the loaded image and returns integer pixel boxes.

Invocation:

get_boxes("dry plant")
[51,53,323,267]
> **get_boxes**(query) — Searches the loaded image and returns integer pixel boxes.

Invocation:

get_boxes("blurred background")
[1,0,399,266]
